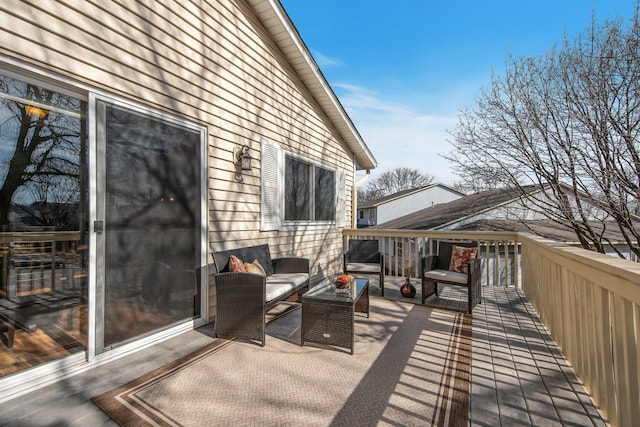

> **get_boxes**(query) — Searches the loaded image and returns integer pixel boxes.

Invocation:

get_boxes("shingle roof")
[375,185,540,230]
[359,186,429,209]
[374,185,631,244]
[454,218,627,243]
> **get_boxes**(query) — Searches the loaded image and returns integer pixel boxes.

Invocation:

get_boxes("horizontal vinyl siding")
[1,1,218,119]
[204,0,353,274]
[0,0,354,319]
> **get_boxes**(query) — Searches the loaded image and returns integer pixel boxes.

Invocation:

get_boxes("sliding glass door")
[0,73,206,376]
[95,98,205,352]
[0,73,88,377]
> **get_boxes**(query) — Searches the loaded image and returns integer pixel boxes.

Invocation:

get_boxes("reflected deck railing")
[0,231,83,298]
[343,229,640,427]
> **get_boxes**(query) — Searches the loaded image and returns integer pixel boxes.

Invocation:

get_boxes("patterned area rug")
[92,297,471,426]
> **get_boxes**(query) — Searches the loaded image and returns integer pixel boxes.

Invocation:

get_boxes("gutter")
[352,169,371,228]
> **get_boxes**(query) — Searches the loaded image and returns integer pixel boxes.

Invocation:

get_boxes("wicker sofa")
[210,244,310,346]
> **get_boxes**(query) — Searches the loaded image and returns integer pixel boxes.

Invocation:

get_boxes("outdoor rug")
[92,297,471,426]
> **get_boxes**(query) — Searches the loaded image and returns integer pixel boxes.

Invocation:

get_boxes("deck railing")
[520,233,640,427]
[342,229,521,287]
[343,228,639,427]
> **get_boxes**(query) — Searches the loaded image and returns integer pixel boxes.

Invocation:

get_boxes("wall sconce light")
[234,144,253,171]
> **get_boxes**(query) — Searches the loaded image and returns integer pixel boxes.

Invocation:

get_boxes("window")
[284,156,335,221]
[261,140,345,230]
[285,156,310,220]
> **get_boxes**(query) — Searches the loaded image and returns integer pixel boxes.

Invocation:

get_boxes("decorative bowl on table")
[333,274,354,296]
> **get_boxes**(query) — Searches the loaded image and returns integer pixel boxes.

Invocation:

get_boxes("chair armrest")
[212,272,266,308]
[212,271,266,346]
[467,258,482,310]
[272,257,309,274]
[468,258,481,283]
[420,255,438,275]
[212,271,265,291]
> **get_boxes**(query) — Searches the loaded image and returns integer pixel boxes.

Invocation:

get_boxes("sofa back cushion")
[212,244,274,276]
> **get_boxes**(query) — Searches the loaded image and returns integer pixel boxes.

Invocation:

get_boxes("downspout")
[352,168,371,229]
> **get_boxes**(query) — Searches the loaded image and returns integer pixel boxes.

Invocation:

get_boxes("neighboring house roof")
[359,183,465,209]
[375,184,634,244]
[375,185,541,230]
[249,0,377,171]
[454,219,629,245]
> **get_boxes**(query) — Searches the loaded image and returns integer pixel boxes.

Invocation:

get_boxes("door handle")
[94,220,104,234]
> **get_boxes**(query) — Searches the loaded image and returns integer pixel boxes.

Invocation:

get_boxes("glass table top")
[302,277,369,304]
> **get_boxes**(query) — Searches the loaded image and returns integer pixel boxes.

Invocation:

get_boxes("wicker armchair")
[421,241,481,313]
[343,239,384,296]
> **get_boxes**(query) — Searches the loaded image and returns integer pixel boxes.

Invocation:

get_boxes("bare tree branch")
[358,167,434,203]
[445,11,640,258]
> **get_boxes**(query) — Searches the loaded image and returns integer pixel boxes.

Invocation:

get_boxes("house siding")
[376,187,463,224]
[0,0,354,322]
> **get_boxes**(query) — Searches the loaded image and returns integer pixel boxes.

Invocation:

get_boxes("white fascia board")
[247,0,377,170]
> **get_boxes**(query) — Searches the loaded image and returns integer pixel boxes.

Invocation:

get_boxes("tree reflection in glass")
[0,74,88,377]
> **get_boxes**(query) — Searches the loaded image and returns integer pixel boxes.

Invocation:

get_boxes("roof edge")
[248,0,377,170]
[363,183,465,208]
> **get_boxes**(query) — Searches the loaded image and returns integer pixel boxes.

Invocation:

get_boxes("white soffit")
[247,0,377,171]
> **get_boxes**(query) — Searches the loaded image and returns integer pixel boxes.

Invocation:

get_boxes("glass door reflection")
[99,101,201,350]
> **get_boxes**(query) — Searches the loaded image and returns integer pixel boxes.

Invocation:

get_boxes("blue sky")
[280,0,639,185]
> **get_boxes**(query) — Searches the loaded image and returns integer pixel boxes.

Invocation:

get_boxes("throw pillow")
[448,245,478,274]
[244,259,266,276]
[229,255,246,272]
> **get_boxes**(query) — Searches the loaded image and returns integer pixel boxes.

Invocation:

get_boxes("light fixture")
[235,144,253,171]
[25,105,47,119]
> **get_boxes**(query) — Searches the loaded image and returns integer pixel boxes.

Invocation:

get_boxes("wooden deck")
[0,278,608,426]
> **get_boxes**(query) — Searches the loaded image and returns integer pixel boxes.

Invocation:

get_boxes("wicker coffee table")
[301,277,369,354]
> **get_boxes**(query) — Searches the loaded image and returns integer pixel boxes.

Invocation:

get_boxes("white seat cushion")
[265,273,309,303]
[345,262,381,273]
[423,269,467,285]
